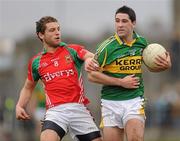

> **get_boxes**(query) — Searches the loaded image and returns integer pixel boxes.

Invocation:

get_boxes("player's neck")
[123,33,134,43]
[44,45,58,53]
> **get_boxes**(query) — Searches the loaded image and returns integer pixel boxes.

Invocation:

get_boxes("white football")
[143,43,166,69]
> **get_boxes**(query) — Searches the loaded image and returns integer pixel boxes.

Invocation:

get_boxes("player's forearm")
[83,51,94,60]
[16,79,36,108]
[88,71,121,86]
[16,87,33,108]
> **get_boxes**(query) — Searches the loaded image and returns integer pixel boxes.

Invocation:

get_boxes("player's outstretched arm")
[88,71,140,89]
[16,78,37,120]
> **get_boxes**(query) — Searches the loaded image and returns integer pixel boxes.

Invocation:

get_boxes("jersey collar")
[42,42,67,55]
[114,31,139,47]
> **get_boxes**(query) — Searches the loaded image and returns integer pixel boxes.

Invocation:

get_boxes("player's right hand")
[85,57,99,72]
[153,51,172,71]
[120,74,140,89]
[16,105,30,120]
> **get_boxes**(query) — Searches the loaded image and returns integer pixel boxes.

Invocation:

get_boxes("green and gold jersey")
[96,32,148,100]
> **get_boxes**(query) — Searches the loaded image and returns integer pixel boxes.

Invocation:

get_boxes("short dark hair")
[115,6,136,22]
[36,16,58,34]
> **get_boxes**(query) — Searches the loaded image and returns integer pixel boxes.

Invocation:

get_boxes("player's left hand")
[85,57,99,72]
[153,51,171,71]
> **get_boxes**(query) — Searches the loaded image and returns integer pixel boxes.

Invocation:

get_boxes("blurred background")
[0,0,180,141]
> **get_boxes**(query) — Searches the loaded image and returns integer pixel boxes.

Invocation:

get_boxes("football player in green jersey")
[87,5,171,141]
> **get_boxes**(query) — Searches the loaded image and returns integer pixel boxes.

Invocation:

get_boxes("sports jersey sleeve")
[140,37,148,48]
[27,56,41,82]
[96,40,109,67]
[97,48,107,67]
[68,44,88,60]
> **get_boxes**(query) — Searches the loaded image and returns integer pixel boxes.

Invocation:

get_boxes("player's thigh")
[40,129,60,141]
[102,127,124,141]
[125,119,144,141]
[92,137,103,141]
[70,106,101,141]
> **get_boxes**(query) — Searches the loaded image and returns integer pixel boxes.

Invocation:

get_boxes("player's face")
[41,22,61,48]
[115,13,135,39]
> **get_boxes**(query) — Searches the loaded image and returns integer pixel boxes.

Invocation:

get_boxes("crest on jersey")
[65,55,72,64]
[129,49,136,56]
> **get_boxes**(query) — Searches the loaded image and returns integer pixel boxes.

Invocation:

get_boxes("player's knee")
[92,137,103,141]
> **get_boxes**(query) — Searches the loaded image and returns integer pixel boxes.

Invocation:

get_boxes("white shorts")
[100,97,146,129]
[34,107,46,121]
[44,103,100,140]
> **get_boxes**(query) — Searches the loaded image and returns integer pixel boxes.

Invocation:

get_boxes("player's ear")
[38,32,44,40]
[132,21,136,28]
